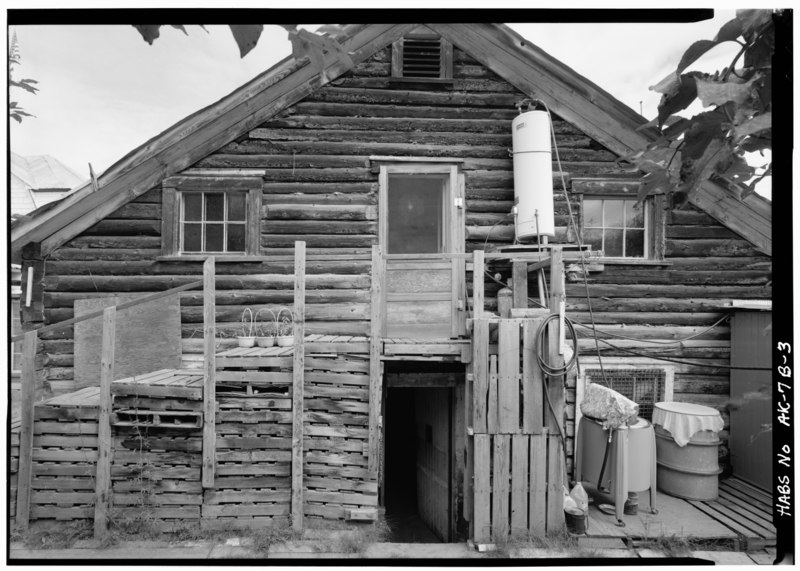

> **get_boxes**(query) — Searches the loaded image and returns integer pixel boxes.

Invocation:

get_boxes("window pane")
[183,223,202,252]
[184,194,202,221]
[604,201,625,228]
[604,229,624,256]
[625,200,645,228]
[227,223,246,252]
[205,224,225,252]
[228,192,246,221]
[205,193,225,221]
[584,228,603,253]
[626,229,645,257]
[583,199,602,227]
[387,175,444,254]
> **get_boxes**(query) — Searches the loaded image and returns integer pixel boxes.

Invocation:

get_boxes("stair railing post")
[94,306,116,538]
[291,241,306,532]
[202,256,216,488]
[14,330,38,530]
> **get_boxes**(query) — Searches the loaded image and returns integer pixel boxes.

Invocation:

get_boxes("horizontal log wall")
[29,42,771,481]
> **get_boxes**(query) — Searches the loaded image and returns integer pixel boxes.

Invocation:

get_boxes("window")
[391,33,453,80]
[575,179,666,261]
[583,197,647,258]
[161,177,262,257]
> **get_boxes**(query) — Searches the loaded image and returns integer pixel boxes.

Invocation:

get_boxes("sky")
[6,7,771,198]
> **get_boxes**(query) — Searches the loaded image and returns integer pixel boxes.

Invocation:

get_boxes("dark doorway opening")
[384,384,452,543]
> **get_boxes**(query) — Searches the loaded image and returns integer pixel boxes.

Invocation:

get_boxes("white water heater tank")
[512,109,554,240]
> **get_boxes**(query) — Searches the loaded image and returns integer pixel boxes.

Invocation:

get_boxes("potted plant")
[276,308,295,347]
[255,308,277,348]
[237,307,256,348]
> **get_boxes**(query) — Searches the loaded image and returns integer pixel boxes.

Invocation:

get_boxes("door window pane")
[604,201,625,228]
[583,199,602,227]
[387,175,445,254]
[227,223,246,252]
[625,229,645,257]
[604,229,624,257]
[625,200,645,228]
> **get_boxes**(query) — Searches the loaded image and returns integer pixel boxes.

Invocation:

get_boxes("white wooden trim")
[369,156,464,163]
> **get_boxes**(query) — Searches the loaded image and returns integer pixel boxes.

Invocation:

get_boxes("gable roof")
[10,23,770,258]
[10,153,84,216]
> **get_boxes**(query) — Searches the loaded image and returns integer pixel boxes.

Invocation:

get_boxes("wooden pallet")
[688,477,776,550]
[303,354,378,521]
[28,393,101,522]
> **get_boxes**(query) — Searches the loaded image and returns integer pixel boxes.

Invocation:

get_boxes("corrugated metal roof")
[10,153,85,216]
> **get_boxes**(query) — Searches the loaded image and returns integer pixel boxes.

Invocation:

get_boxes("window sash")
[179,191,248,254]
[583,198,650,258]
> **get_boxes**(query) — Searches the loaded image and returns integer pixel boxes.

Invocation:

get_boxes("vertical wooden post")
[368,245,384,476]
[547,247,566,431]
[472,250,484,318]
[291,241,306,532]
[512,261,528,309]
[202,256,216,489]
[546,247,566,527]
[14,330,38,529]
[94,306,116,538]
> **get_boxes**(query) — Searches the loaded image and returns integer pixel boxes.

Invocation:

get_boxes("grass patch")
[12,521,93,550]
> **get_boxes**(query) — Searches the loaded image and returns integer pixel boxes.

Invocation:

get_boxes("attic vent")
[392,35,453,80]
[583,367,671,422]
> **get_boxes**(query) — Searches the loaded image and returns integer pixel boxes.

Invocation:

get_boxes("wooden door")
[730,311,772,490]
[380,164,465,338]
[414,387,451,541]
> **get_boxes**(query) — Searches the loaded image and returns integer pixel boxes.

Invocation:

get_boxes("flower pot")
[237,336,256,348]
[257,336,275,348]
[277,335,295,347]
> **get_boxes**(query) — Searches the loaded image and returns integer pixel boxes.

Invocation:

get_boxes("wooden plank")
[473,434,491,543]
[202,257,216,488]
[10,279,202,343]
[492,434,510,540]
[546,434,564,533]
[473,250,484,317]
[511,434,528,536]
[14,331,37,529]
[547,247,566,434]
[487,355,499,433]
[215,371,293,384]
[529,433,547,535]
[497,320,520,433]
[522,319,543,433]
[472,319,489,434]
[93,307,115,539]
[74,294,181,389]
[291,241,306,532]
[512,261,528,309]
[368,245,384,475]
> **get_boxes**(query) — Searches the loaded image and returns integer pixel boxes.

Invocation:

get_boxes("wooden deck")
[585,478,776,551]
[689,478,776,550]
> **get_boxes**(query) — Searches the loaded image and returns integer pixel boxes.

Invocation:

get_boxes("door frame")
[378,162,466,337]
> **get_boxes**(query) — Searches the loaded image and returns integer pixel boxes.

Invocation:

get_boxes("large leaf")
[133,25,163,45]
[714,17,744,42]
[10,78,39,94]
[737,9,773,41]
[649,71,680,97]
[229,24,264,58]
[734,112,772,140]
[638,168,676,202]
[676,39,719,74]
[682,108,727,161]
[657,72,702,127]
[695,73,760,108]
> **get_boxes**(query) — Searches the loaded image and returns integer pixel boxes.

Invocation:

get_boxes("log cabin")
[9,23,772,544]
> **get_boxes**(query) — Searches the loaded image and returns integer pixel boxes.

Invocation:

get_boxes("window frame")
[161,177,262,258]
[577,186,666,262]
[391,32,453,81]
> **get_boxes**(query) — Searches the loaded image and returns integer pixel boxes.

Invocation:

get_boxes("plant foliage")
[132,24,353,79]
[623,10,776,204]
[9,31,39,123]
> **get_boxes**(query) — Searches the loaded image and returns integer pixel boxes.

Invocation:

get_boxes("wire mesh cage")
[583,368,666,421]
